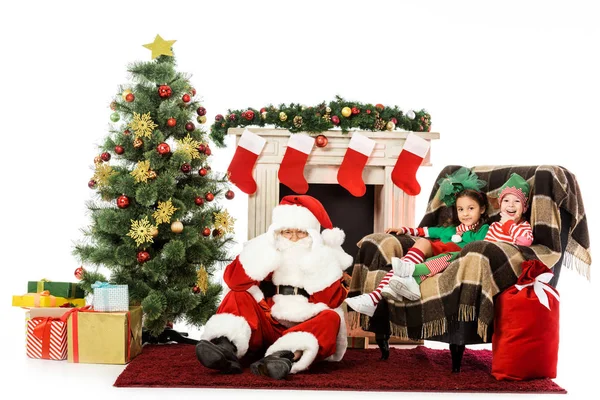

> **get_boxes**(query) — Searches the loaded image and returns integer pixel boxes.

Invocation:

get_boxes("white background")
[1,1,598,399]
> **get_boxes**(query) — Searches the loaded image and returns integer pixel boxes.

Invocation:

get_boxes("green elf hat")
[499,173,530,210]
[437,167,486,206]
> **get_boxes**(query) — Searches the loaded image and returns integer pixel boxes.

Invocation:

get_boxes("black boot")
[375,333,390,360]
[250,350,295,380]
[195,336,242,374]
[450,344,465,373]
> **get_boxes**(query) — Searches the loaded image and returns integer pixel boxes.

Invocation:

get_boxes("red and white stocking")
[337,133,376,197]
[227,129,266,195]
[278,134,315,194]
[391,133,430,195]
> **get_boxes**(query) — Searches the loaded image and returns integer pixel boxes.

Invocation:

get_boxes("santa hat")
[499,173,530,210]
[268,195,346,247]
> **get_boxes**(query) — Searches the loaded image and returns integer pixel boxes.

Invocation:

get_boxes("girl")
[345,167,490,316]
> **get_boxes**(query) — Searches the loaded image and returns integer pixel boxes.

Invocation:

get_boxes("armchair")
[348,165,591,371]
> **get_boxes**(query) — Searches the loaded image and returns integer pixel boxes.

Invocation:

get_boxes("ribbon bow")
[91,281,113,289]
[515,272,560,310]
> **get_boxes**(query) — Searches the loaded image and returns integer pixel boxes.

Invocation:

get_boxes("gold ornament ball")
[151,227,159,237]
[133,138,144,148]
[148,170,157,179]
[325,106,332,113]
[386,121,396,131]
[171,221,184,233]
[279,112,288,122]
[122,89,132,101]
[341,107,352,118]
[94,156,102,164]
[261,111,267,120]
[196,115,207,124]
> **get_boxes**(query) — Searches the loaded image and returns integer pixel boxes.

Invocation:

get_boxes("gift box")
[27,280,85,299]
[92,282,129,312]
[492,260,560,381]
[67,306,142,364]
[12,293,86,308]
[26,308,71,360]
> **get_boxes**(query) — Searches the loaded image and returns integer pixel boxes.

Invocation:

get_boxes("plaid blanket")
[348,165,591,342]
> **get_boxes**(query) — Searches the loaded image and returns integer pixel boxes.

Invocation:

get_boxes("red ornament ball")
[198,168,208,177]
[197,107,207,116]
[137,250,151,264]
[351,107,360,115]
[158,85,172,98]
[331,115,340,125]
[366,109,372,114]
[101,152,111,162]
[391,117,398,125]
[205,192,214,202]
[192,285,201,294]
[182,93,191,103]
[167,117,177,127]
[157,142,171,155]
[315,135,328,148]
[212,229,221,237]
[74,266,85,280]
[260,107,267,113]
[190,88,197,96]
[225,190,235,200]
[194,196,204,206]
[228,113,237,121]
[185,122,195,132]
[202,227,211,237]
[198,143,206,153]
[204,147,212,156]
[114,145,124,155]
[181,163,191,173]
[116,195,130,209]
[243,110,255,121]
[123,129,131,135]
[215,114,223,121]
[125,93,135,102]
[88,179,97,189]
[375,103,385,112]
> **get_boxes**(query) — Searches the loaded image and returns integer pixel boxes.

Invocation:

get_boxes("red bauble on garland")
[331,115,340,125]
[198,168,208,177]
[137,250,151,264]
[197,106,207,116]
[215,114,223,121]
[194,196,204,206]
[157,142,171,155]
[114,145,124,155]
[351,107,360,115]
[185,122,195,132]
[225,190,235,200]
[181,163,191,173]
[243,110,255,121]
[158,85,172,98]
[202,227,211,237]
[315,135,328,148]
[205,192,214,202]
[101,152,111,162]
[182,93,191,103]
[167,117,176,127]
[116,195,130,209]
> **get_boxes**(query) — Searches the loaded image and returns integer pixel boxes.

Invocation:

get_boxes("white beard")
[272,235,312,288]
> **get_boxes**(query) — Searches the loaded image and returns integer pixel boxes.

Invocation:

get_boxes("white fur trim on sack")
[269,204,321,233]
[200,313,252,358]
[239,233,281,281]
[265,331,320,374]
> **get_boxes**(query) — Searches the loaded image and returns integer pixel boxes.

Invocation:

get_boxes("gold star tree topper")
[143,35,177,59]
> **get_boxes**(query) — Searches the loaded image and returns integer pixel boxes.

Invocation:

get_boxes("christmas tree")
[73,35,235,337]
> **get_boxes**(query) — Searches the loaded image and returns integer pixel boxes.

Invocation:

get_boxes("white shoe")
[344,294,377,317]
[389,276,421,301]
[381,285,403,301]
[391,257,416,277]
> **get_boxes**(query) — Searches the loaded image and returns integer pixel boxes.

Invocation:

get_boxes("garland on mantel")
[209,96,431,147]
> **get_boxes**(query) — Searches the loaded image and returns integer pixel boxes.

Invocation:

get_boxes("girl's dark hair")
[449,188,490,230]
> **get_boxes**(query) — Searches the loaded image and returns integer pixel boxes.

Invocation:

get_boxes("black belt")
[276,285,309,298]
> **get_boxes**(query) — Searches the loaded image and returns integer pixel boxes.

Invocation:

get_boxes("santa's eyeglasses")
[279,229,309,239]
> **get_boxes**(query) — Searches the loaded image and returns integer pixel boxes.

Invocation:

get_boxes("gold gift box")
[67,306,142,364]
[12,293,86,308]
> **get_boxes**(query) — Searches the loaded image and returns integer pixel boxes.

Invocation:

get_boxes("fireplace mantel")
[229,128,440,239]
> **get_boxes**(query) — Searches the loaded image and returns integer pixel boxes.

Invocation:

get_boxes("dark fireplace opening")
[279,184,375,259]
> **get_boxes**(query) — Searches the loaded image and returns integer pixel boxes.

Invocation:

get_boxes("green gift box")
[27,280,85,299]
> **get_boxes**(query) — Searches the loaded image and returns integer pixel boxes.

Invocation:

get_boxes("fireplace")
[230,128,440,245]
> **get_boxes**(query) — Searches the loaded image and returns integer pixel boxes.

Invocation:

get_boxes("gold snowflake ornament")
[130,160,151,183]
[130,112,158,139]
[214,210,235,234]
[175,134,202,160]
[196,266,208,293]
[93,163,117,188]
[153,198,178,224]
[127,217,157,246]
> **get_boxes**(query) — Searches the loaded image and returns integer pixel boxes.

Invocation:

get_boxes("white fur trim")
[286,133,315,154]
[299,244,344,294]
[266,331,319,374]
[333,246,354,270]
[270,295,329,323]
[325,306,347,362]
[403,132,430,158]
[321,227,345,247]
[269,204,321,233]
[238,129,266,155]
[200,313,251,358]
[247,285,264,302]
[239,233,281,281]
[348,133,376,156]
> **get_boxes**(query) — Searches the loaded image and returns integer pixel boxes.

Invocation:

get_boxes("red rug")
[114,344,566,393]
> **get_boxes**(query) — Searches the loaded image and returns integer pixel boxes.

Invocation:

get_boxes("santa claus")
[196,195,353,379]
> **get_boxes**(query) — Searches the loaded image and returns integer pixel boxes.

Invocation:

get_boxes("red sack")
[492,260,560,381]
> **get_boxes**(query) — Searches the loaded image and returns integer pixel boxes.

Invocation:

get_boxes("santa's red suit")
[201,196,353,374]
